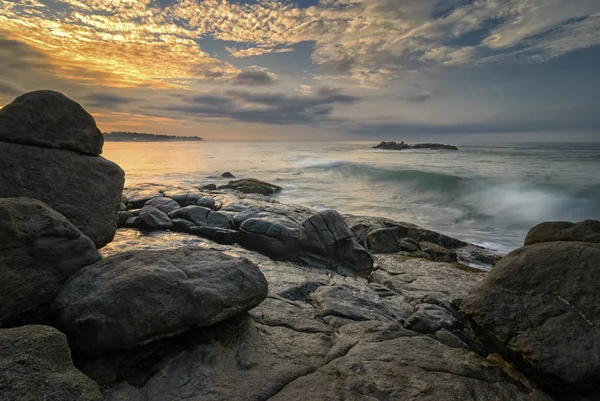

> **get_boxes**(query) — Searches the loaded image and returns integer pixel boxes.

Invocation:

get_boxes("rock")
[434,328,468,349]
[0,90,103,156]
[0,142,125,247]
[53,247,268,354]
[371,255,485,304]
[239,216,306,258]
[302,210,374,273]
[399,237,421,252]
[310,278,411,324]
[144,197,180,214]
[372,141,458,151]
[123,184,165,209]
[405,303,462,334]
[126,206,173,230]
[0,325,103,401]
[218,178,282,195]
[420,241,458,262]
[168,206,232,229]
[0,198,99,327]
[171,218,239,244]
[161,188,216,208]
[221,171,235,178]
[117,211,128,227]
[524,219,600,245]
[366,227,401,253]
[200,183,217,191]
[462,241,600,396]
[270,336,549,401]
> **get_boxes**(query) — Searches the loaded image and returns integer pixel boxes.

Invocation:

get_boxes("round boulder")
[0,90,103,156]
[53,247,268,354]
[524,219,600,246]
[462,240,600,396]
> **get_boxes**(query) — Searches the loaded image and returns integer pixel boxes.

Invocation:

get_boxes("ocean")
[103,141,600,253]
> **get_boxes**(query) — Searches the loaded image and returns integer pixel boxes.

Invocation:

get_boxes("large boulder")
[462,239,600,396]
[168,205,232,229]
[239,216,306,258]
[524,219,600,245]
[0,142,124,247]
[0,90,103,156]
[53,247,268,354]
[302,210,373,273]
[0,198,99,327]
[218,178,282,195]
[0,325,103,401]
[126,206,173,230]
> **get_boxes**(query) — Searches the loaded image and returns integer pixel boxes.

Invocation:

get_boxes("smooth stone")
[524,219,600,245]
[171,218,239,244]
[126,206,173,230]
[0,142,125,247]
[462,241,600,396]
[239,216,306,258]
[0,198,99,327]
[144,197,180,214]
[168,205,232,229]
[123,184,165,209]
[53,247,268,354]
[405,303,462,334]
[200,183,217,191]
[221,172,235,178]
[162,188,216,208]
[399,237,421,252]
[0,325,103,401]
[0,90,103,156]
[218,178,282,195]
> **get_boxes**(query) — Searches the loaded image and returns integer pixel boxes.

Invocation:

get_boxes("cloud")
[154,87,362,125]
[232,70,276,86]
[85,93,137,108]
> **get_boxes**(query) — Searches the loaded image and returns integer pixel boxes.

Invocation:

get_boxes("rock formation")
[0,91,125,247]
[373,141,459,151]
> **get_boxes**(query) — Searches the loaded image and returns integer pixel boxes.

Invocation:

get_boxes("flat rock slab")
[0,90,103,156]
[0,197,99,327]
[0,142,125,248]
[0,325,102,401]
[53,247,268,354]
[462,241,600,396]
[270,336,549,401]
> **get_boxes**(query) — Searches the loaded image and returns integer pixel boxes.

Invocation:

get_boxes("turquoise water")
[103,141,600,252]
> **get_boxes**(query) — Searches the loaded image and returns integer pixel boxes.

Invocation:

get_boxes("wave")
[300,160,600,225]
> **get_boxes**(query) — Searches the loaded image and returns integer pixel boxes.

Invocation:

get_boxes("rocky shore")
[1,91,599,401]
[373,141,459,151]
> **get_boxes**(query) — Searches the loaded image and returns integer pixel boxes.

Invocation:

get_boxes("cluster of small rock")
[1,91,599,401]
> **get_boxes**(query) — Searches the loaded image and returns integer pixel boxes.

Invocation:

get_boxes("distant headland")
[373,141,458,151]
[103,131,203,142]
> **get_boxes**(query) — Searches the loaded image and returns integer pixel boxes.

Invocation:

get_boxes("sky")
[0,0,599,141]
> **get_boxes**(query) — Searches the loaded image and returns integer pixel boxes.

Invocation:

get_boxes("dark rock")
[462,241,600,396]
[310,278,412,324]
[524,219,600,245]
[123,184,165,209]
[372,140,411,150]
[200,183,217,191]
[411,142,459,150]
[0,142,125,247]
[0,325,103,401]
[218,178,282,195]
[0,90,103,156]
[168,205,232,229]
[239,216,306,258]
[433,328,468,349]
[126,206,173,230]
[270,336,549,401]
[171,218,239,244]
[302,210,374,273]
[405,303,462,334]
[399,237,421,252]
[221,171,235,178]
[117,211,129,227]
[53,247,268,354]
[0,198,99,327]
[144,197,180,214]
[162,188,216,208]
[366,227,401,253]
[421,241,458,262]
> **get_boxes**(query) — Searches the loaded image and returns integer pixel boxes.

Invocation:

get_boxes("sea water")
[103,141,600,253]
